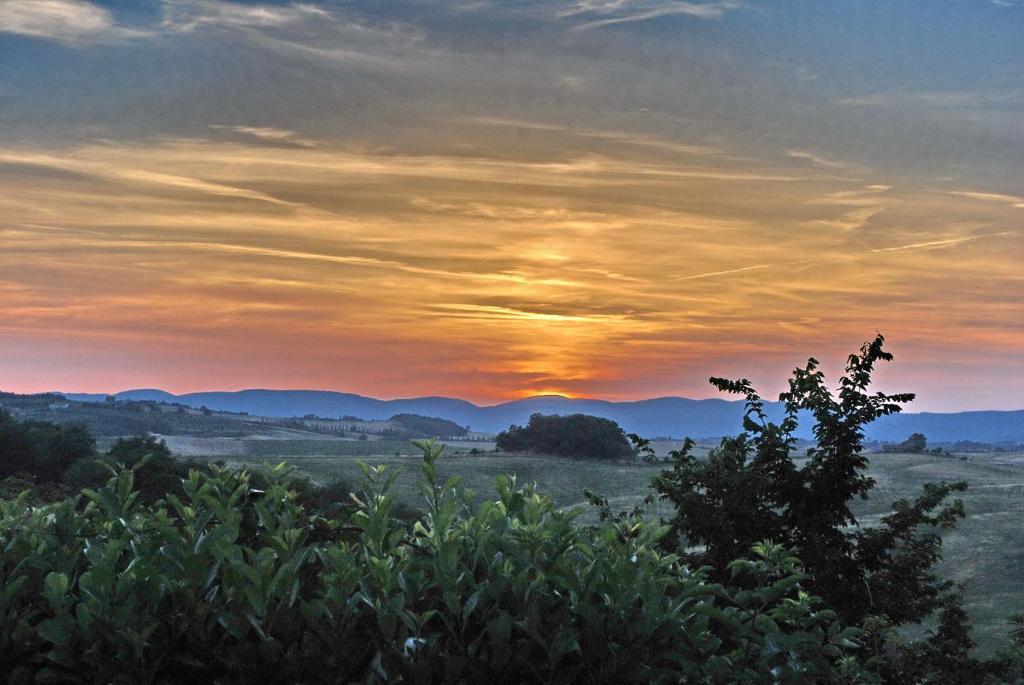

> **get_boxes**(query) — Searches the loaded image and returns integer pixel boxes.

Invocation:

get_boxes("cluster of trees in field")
[0,410,207,505]
[495,413,635,459]
[884,432,929,453]
[2,336,1023,682]
[383,414,469,439]
[286,413,469,440]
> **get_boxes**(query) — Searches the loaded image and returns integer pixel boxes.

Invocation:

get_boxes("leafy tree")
[107,435,173,465]
[496,413,634,460]
[0,410,95,482]
[647,335,1024,681]
[652,335,966,628]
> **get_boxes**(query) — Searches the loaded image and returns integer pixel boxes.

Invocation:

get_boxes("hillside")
[0,392,470,441]
[59,389,1024,443]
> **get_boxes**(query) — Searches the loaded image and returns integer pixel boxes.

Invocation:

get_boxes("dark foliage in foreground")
[64,436,199,505]
[1,441,881,684]
[496,413,635,460]
[0,411,94,483]
[646,334,1020,683]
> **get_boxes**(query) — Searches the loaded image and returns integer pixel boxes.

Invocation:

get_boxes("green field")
[188,446,1024,654]
[850,452,1024,653]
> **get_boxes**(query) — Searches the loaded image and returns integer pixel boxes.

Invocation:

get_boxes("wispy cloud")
[209,125,319,148]
[0,0,149,45]
[786,149,868,174]
[803,186,893,231]
[671,264,771,281]
[0,150,301,207]
[809,206,885,231]
[948,190,1024,209]
[0,0,416,55]
[160,0,329,32]
[870,231,1016,254]
[837,90,1024,109]
[469,116,721,156]
[561,0,743,30]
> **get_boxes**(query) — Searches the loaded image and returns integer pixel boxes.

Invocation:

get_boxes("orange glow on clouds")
[1,135,1020,410]
[0,1,1022,411]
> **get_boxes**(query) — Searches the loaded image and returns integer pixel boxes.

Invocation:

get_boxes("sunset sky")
[1,0,1022,410]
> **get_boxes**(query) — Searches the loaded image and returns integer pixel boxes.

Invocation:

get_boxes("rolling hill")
[57,389,1024,443]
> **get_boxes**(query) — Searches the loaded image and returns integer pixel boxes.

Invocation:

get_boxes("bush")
[0,410,95,482]
[65,435,206,505]
[0,441,877,683]
[496,413,634,460]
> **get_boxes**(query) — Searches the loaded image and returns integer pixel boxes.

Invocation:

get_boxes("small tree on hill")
[891,432,928,453]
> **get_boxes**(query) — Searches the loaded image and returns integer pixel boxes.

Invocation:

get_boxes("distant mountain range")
[57,389,1024,443]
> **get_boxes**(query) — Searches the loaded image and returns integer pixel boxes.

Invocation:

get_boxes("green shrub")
[0,440,875,683]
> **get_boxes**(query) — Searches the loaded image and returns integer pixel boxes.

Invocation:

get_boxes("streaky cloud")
[560,0,743,31]
[870,231,1017,254]
[0,0,150,45]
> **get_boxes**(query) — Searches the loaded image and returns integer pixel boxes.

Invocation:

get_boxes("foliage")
[627,433,660,464]
[0,440,879,683]
[649,335,1023,682]
[65,436,207,506]
[0,410,95,483]
[496,413,634,460]
[652,337,951,622]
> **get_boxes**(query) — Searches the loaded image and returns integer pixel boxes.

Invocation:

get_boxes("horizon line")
[35,387,1024,416]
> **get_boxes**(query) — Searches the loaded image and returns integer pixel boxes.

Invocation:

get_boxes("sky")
[0,0,1022,411]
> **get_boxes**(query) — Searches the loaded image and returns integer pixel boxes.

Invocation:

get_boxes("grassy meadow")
[185,444,1024,654]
